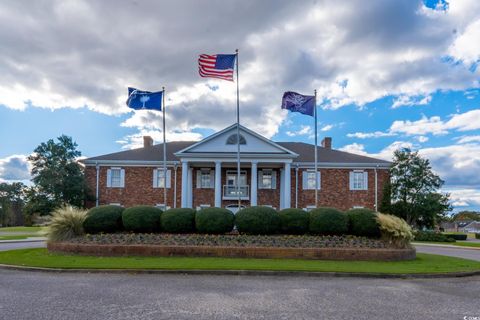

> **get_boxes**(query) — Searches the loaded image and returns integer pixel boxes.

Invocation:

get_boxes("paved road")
[0,240,46,252]
[0,269,479,320]
[414,244,480,261]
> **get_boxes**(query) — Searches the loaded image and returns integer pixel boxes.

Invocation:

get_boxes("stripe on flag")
[198,54,236,81]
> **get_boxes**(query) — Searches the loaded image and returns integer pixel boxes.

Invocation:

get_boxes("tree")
[382,148,451,229]
[0,182,26,226]
[26,135,91,215]
[450,211,480,221]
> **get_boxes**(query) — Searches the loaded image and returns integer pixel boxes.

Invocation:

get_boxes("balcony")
[223,185,249,200]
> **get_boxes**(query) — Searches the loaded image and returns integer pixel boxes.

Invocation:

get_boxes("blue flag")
[126,87,163,111]
[281,91,315,117]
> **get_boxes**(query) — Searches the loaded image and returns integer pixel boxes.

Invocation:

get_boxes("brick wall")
[85,165,389,211]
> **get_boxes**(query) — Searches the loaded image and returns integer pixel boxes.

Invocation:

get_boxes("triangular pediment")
[175,124,297,157]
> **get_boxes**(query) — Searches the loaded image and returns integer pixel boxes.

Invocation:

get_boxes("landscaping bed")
[49,233,416,261]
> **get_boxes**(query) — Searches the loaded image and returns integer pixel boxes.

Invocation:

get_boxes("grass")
[414,241,480,248]
[0,235,30,241]
[0,226,46,233]
[0,248,479,274]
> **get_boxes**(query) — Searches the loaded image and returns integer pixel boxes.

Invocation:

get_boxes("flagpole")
[314,89,318,208]
[162,86,167,210]
[235,49,241,210]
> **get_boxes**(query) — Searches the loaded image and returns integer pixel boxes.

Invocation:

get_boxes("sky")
[0,0,479,212]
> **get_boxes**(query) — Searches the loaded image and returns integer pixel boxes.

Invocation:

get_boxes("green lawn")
[0,249,479,274]
[0,235,29,241]
[414,241,480,248]
[0,226,46,233]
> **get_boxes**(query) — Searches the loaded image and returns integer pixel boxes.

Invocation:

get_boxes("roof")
[82,140,390,165]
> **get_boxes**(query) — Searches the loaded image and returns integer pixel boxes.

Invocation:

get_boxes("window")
[226,134,246,145]
[153,169,171,188]
[258,169,276,189]
[196,169,214,188]
[349,171,368,190]
[107,167,124,188]
[302,170,320,190]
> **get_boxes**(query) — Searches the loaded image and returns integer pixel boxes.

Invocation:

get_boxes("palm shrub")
[376,213,413,248]
[309,207,348,235]
[279,208,309,234]
[122,206,162,233]
[347,208,381,237]
[83,205,124,234]
[235,206,280,235]
[47,205,87,242]
[161,208,196,233]
[195,207,235,234]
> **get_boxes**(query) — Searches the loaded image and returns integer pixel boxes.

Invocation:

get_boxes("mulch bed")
[68,233,401,249]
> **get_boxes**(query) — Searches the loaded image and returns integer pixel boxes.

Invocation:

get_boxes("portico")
[175,124,297,210]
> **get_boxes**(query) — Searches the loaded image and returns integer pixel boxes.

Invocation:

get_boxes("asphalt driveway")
[0,269,479,320]
[414,243,480,261]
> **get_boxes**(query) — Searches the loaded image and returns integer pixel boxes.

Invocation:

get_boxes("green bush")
[444,233,467,241]
[309,207,348,235]
[278,208,309,234]
[414,231,455,242]
[235,206,280,235]
[347,208,381,238]
[83,205,124,234]
[122,206,162,233]
[195,207,235,234]
[161,208,196,233]
[47,206,87,242]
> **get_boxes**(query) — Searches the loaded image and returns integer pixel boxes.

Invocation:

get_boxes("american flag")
[198,54,236,81]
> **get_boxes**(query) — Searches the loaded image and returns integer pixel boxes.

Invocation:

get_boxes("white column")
[181,161,188,208]
[280,169,285,209]
[251,161,258,206]
[215,161,222,208]
[187,167,193,208]
[284,162,291,209]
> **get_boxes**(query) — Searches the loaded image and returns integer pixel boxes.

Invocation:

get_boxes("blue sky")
[0,0,479,212]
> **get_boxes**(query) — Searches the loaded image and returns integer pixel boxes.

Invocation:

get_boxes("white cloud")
[1,0,480,140]
[416,136,429,143]
[347,131,396,139]
[320,124,333,132]
[456,135,480,143]
[391,94,432,109]
[445,188,480,208]
[117,129,203,150]
[286,125,312,137]
[0,155,31,183]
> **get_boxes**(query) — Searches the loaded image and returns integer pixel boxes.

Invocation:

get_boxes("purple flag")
[281,91,315,117]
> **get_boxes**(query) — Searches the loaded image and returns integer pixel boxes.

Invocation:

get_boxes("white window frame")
[196,168,214,189]
[153,168,171,189]
[302,170,321,190]
[258,169,276,189]
[350,170,368,190]
[107,167,124,188]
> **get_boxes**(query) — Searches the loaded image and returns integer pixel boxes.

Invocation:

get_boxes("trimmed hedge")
[278,208,309,234]
[235,206,281,235]
[122,206,162,233]
[161,208,196,233]
[309,207,348,235]
[476,233,480,240]
[195,207,235,234]
[414,231,455,242]
[347,208,381,238]
[83,205,124,234]
[444,233,467,241]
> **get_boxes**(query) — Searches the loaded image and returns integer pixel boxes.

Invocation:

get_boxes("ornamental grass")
[376,213,413,248]
[47,206,87,242]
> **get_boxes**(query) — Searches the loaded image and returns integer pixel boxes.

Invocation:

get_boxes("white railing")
[223,185,249,200]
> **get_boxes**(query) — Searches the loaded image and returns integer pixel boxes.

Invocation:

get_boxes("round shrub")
[309,207,348,235]
[83,205,124,234]
[122,206,162,233]
[235,206,280,235]
[161,208,196,233]
[195,207,235,234]
[278,208,309,234]
[347,208,381,238]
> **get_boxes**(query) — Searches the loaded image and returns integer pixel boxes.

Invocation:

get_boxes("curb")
[413,243,480,251]
[0,263,479,279]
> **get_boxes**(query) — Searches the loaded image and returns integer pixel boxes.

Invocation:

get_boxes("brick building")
[82,124,390,212]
